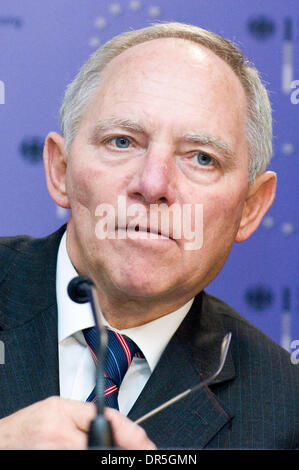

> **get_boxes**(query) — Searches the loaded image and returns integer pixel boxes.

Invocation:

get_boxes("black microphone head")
[67,276,94,304]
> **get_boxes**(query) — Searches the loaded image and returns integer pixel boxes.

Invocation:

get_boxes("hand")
[0,396,156,450]
[104,407,156,450]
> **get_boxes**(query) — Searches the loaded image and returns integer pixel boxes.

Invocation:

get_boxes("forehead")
[82,38,248,146]
[99,37,246,99]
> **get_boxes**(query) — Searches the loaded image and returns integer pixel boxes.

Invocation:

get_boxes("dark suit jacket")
[0,226,298,449]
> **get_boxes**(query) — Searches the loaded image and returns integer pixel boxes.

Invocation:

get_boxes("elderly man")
[0,22,298,449]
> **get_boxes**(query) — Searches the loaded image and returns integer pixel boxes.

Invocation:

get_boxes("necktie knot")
[83,327,143,408]
[105,330,142,388]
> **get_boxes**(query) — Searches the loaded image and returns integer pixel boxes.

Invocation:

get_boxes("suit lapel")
[128,293,236,448]
[0,226,65,418]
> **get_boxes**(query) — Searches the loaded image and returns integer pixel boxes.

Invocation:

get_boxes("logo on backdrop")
[247,16,275,40]
[19,136,44,163]
[0,16,23,28]
[245,285,274,311]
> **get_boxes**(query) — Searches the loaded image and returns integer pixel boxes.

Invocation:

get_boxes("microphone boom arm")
[67,276,113,448]
[135,332,232,425]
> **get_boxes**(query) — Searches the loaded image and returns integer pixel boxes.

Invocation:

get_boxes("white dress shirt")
[57,231,194,415]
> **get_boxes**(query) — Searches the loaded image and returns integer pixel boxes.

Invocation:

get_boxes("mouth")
[119,225,172,240]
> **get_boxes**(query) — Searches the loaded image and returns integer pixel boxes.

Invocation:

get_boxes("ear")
[43,132,70,209]
[235,171,277,243]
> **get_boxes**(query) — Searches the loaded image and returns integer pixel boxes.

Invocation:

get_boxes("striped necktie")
[83,327,143,409]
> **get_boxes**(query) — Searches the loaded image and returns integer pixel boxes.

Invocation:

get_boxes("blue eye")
[114,136,130,148]
[196,152,212,166]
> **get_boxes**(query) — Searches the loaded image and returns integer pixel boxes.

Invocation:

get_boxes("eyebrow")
[88,118,145,145]
[182,132,235,161]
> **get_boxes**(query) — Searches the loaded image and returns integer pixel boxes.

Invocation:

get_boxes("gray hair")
[59,22,273,183]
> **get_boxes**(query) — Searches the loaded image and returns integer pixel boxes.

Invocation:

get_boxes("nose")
[127,147,176,206]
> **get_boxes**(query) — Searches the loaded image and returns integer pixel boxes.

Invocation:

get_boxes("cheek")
[202,186,247,242]
[65,157,112,212]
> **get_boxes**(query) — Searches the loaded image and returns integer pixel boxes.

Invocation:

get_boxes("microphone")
[67,276,94,303]
[68,275,114,449]
[68,276,232,443]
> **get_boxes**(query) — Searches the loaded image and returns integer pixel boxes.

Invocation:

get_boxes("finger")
[104,407,156,450]
[61,399,97,433]
[63,428,89,450]
[33,428,88,451]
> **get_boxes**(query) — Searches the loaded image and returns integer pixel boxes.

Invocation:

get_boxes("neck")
[94,288,194,330]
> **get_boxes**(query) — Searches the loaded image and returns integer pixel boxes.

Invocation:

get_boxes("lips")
[133,225,164,236]
[118,225,172,240]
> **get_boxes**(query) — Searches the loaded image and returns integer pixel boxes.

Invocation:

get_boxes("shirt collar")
[56,231,95,343]
[56,230,194,372]
[108,302,193,372]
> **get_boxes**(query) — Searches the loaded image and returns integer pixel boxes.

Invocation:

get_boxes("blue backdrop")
[0,0,298,350]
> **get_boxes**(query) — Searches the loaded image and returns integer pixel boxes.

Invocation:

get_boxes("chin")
[112,272,174,299]
[99,251,181,300]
